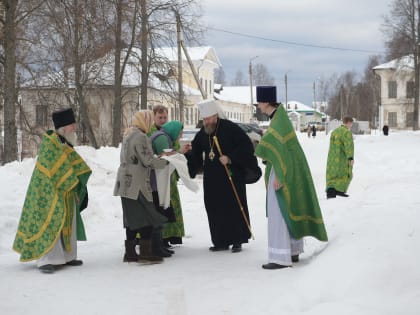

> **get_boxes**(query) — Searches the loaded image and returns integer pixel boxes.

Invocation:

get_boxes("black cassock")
[186,119,259,247]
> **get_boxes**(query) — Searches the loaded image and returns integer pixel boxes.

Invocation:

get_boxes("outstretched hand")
[180,143,192,154]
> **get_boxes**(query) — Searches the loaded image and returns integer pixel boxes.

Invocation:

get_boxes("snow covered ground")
[1,130,419,315]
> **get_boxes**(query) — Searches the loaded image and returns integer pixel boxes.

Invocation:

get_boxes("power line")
[207,26,383,54]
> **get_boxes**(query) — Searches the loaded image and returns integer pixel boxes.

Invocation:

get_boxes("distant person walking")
[307,124,311,138]
[254,86,328,270]
[311,125,317,138]
[382,125,389,136]
[326,116,354,199]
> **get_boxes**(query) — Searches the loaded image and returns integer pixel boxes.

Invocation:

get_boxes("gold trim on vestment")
[257,141,287,176]
[257,142,324,225]
[267,128,296,144]
[18,194,59,243]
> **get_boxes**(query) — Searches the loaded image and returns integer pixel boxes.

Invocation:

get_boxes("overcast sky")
[201,0,393,106]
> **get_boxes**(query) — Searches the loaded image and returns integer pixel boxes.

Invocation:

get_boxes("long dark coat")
[186,119,258,247]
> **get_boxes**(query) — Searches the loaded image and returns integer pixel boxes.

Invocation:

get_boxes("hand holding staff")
[213,136,255,240]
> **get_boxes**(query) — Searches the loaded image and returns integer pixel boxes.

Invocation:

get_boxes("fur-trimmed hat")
[52,108,76,129]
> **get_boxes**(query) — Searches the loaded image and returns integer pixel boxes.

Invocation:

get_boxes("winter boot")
[336,190,349,197]
[151,227,172,258]
[326,188,337,199]
[123,240,139,262]
[138,239,163,263]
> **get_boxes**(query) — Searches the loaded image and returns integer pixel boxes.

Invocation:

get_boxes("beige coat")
[114,128,167,201]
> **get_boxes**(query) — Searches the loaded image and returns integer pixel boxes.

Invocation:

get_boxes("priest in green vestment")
[13,108,91,273]
[254,86,328,270]
[326,116,354,199]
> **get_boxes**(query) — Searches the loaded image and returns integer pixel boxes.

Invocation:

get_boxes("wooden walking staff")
[213,136,255,240]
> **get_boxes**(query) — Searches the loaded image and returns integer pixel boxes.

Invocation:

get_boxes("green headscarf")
[162,120,183,142]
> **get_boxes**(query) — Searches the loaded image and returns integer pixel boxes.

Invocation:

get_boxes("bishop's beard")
[204,122,217,135]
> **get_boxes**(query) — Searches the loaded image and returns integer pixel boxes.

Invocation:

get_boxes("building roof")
[286,100,314,111]
[154,46,222,67]
[373,55,414,71]
[214,86,256,105]
[286,100,325,117]
[24,46,218,94]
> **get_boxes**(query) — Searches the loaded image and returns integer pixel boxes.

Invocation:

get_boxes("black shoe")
[291,255,299,263]
[165,248,175,254]
[39,264,57,274]
[326,188,337,199]
[163,240,174,249]
[209,246,229,252]
[336,191,349,197]
[262,263,290,270]
[231,244,242,253]
[66,259,83,266]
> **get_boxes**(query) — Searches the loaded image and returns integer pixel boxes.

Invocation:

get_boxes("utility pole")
[313,80,316,110]
[340,84,344,120]
[285,73,288,109]
[249,56,258,121]
[181,43,206,99]
[140,0,148,110]
[175,11,184,122]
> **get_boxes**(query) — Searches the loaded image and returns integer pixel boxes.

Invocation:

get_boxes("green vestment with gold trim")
[326,125,354,193]
[255,106,328,241]
[13,131,92,262]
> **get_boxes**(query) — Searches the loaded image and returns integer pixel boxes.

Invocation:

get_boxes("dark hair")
[153,105,168,115]
[343,116,353,124]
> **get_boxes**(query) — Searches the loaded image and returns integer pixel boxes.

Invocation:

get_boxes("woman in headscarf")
[114,110,169,263]
[150,120,185,249]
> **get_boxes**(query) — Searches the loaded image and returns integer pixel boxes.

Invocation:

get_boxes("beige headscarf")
[127,110,154,134]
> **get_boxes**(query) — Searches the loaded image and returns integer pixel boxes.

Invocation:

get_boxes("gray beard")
[204,123,216,135]
[63,131,78,146]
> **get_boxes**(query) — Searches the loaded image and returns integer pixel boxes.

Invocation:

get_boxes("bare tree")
[231,69,246,86]
[363,55,382,125]
[214,68,226,85]
[0,0,45,163]
[1,1,18,163]
[325,56,381,124]
[108,0,203,145]
[382,0,420,130]
[252,63,275,85]
[26,0,121,148]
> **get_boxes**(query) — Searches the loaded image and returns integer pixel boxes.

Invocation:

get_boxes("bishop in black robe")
[186,112,259,252]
